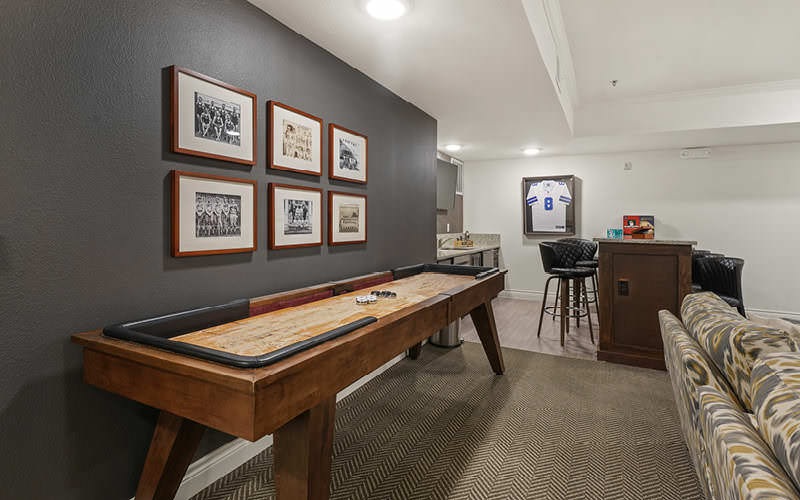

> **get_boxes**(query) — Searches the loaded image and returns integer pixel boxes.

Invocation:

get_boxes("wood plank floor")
[460,296,598,361]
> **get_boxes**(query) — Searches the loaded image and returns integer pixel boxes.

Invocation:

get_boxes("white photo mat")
[271,104,322,175]
[176,174,255,254]
[330,193,366,244]
[176,71,254,163]
[330,126,367,183]
[271,185,322,248]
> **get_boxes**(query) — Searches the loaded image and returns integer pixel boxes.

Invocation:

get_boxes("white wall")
[463,142,800,315]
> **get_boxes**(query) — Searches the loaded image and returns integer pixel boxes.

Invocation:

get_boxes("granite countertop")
[592,238,697,245]
[436,245,500,260]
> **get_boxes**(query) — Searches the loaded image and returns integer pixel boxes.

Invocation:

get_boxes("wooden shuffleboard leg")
[135,411,205,500]
[469,300,505,375]
[408,342,423,359]
[274,396,337,500]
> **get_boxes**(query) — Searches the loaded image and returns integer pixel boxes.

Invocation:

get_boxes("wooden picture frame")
[522,174,576,236]
[268,101,323,176]
[328,191,367,245]
[172,170,257,257]
[268,183,323,249]
[170,66,256,165]
[329,123,368,184]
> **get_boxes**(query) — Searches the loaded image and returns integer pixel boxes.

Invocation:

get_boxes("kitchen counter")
[436,245,501,261]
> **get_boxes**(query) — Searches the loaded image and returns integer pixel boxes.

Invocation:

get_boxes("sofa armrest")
[699,386,799,499]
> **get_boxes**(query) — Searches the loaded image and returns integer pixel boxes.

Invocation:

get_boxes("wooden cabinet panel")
[597,240,693,370]
[611,253,677,351]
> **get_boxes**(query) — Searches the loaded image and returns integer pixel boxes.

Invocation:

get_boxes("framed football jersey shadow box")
[522,175,577,236]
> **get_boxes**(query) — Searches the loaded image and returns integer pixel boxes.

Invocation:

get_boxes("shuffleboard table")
[72,264,507,500]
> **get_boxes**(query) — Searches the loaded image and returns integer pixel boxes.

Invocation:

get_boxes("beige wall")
[464,142,800,316]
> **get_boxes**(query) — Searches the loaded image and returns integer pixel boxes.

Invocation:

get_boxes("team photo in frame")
[269,183,323,249]
[329,123,368,184]
[171,170,257,257]
[328,191,367,245]
[268,101,323,176]
[170,66,257,165]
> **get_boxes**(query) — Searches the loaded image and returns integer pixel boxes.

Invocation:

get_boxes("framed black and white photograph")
[170,66,256,165]
[328,191,367,245]
[172,170,257,257]
[269,183,323,249]
[522,174,577,236]
[268,101,323,176]
[329,124,368,183]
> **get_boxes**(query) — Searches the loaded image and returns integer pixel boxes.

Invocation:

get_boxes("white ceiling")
[560,0,800,103]
[249,0,800,161]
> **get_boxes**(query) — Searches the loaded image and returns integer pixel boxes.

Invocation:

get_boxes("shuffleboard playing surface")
[173,272,474,357]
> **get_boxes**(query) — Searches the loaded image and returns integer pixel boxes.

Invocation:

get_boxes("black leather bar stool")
[692,251,725,292]
[537,241,595,346]
[696,256,746,316]
[558,237,600,322]
[691,250,712,292]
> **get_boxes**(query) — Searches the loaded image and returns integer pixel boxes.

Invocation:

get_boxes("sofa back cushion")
[681,292,799,410]
[659,310,742,499]
[698,386,800,500]
[752,352,800,492]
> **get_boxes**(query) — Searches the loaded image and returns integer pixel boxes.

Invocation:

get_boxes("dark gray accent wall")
[0,1,436,498]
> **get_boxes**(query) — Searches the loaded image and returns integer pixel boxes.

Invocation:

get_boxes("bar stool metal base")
[537,275,594,345]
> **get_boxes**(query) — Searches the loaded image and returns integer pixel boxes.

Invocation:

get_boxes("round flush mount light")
[364,0,412,20]
[445,144,462,152]
[523,147,541,156]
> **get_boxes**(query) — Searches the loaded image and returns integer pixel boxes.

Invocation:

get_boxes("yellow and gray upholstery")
[699,386,800,500]
[660,310,741,499]
[661,292,800,499]
[681,292,799,409]
[752,352,800,491]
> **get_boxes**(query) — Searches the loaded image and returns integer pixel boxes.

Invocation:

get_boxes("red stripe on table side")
[351,275,394,291]
[249,290,335,317]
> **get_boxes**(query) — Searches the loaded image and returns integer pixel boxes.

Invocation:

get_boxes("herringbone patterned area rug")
[192,342,703,500]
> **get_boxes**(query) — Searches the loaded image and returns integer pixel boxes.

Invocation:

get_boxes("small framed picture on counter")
[328,191,367,245]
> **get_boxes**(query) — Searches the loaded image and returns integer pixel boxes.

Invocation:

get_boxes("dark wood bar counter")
[593,239,695,370]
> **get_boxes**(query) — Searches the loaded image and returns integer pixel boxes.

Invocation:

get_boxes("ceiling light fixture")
[364,0,411,20]
[445,144,462,152]
[523,147,541,156]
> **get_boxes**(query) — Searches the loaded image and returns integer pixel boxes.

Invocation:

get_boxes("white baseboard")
[748,307,800,322]
[133,352,408,500]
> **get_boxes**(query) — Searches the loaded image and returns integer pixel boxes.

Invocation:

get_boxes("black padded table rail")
[392,263,499,280]
[103,264,499,368]
[103,299,377,368]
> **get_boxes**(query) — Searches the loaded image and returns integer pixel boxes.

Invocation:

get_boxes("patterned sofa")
[660,292,800,499]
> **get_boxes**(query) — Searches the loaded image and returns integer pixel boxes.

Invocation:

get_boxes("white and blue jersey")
[526,180,572,232]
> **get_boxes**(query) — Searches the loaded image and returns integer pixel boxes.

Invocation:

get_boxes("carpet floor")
[192,342,703,500]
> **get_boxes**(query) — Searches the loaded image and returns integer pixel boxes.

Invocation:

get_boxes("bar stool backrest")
[697,256,745,303]
[693,252,725,288]
[539,242,559,274]
[559,238,597,261]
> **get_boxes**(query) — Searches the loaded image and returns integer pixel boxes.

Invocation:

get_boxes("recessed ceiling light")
[445,144,462,152]
[523,147,541,156]
[364,0,411,20]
